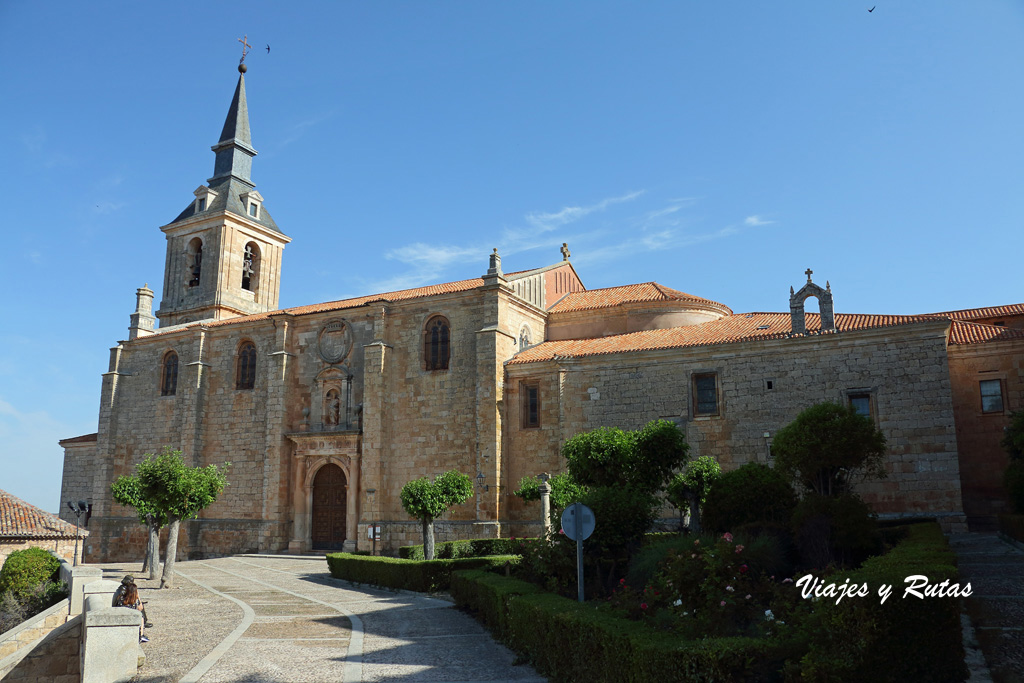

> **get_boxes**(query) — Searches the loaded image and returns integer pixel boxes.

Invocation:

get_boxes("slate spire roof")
[167,67,283,234]
[0,489,85,539]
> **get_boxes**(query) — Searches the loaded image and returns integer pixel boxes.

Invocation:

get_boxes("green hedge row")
[999,514,1024,544]
[450,522,966,682]
[398,537,529,560]
[451,570,803,682]
[326,553,518,593]
[794,522,968,682]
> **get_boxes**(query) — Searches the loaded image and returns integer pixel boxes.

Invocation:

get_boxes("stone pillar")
[128,284,156,340]
[82,596,143,683]
[288,453,307,553]
[360,304,390,551]
[262,314,295,551]
[344,454,360,553]
[59,561,102,616]
[538,473,551,537]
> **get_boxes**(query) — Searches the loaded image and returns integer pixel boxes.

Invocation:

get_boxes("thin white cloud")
[92,201,126,215]
[744,215,776,227]
[525,190,645,232]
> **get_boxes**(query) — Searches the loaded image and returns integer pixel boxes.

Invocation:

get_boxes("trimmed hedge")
[793,522,968,682]
[998,514,1024,544]
[451,522,966,682]
[398,537,528,560]
[452,569,802,682]
[326,553,518,593]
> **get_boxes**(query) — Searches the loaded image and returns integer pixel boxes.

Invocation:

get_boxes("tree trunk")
[161,517,181,588]
[141,523,150,574]
[147,516,161,581]
[423,518,435,561]
[686,491,702,534]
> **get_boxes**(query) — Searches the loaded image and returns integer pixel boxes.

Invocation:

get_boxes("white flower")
[725,585,735,592]
[673,599,683,607]
[764,609,775,621]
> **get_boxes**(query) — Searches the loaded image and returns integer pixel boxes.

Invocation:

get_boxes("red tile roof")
[549,282,732,314]
[509,312,943,364]
[935,303,1024,321]
[0,489,86,539]
[948,320,1024,346]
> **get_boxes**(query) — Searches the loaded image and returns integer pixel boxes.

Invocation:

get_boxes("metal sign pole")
[575,507,584,603]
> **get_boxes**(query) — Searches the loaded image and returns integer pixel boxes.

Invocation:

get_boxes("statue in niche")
[324,388,341,427]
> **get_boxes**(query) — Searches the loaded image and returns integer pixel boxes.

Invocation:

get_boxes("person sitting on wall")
[113,574,152,630]
[115,581,149,643]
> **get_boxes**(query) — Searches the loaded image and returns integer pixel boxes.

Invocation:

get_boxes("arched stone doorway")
[311,463,347,550]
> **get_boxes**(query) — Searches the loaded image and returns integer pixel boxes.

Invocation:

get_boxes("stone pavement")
[950,533,1024,683]
[94,555,545,683]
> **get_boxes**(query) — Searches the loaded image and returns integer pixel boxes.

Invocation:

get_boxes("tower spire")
[209,65,257,186]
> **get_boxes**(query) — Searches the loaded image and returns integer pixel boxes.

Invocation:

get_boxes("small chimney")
[128,284,156,339]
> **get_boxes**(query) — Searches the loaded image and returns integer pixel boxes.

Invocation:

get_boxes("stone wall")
[0,539,83,568]
[947,340,1024,528]
[506,320,967,532]
[0,601,79,682]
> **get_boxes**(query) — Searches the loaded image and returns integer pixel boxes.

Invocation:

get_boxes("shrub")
[703,463,797,533]
[1005,460,1024,513]
[398,537,526,560]
[792,523,967,682]
[791,493,881,569]
[666,455,721,532]
[325,553,518,593]
[0,548,61,600]
[771,402,887,497]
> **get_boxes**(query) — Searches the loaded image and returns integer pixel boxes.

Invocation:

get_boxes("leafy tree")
[400,470,473,560]
[513,472,589,524]
[136,448,230,588]
[771,402,887,497]
[666,455,721,533]
[564,419,689,494]
[1003,410,1024,461]
[111,474,167,580]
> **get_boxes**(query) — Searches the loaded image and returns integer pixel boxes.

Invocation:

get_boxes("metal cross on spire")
[238,34,252,64]
[805,268,813,282]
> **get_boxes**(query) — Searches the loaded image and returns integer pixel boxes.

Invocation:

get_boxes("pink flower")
[720,600,726,607]
[722,532,733,543]
[620,578,626,585]
[745,594,751,600]
[783,578,793,584]
[735,545,744,554]
[739,564,748,574]
[641,603,648,610]
[726,585,735,592]
[558,529,565,534]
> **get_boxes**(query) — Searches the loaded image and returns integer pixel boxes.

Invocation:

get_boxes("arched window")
[241,242,261,291]
[236,342,257,390]
[424,316,450,371]
[519,325,532,351]
[161,351,178,396]
[187,238,203,287]
[324,388,341,426]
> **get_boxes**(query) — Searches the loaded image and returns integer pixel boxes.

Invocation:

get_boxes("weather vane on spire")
[237,34,252,73]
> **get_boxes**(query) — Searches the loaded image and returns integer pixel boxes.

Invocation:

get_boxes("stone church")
[60,66,1024,561]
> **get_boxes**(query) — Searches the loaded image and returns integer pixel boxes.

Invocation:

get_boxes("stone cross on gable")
[561,243,571,261]
[805,268,813,283]
[238,35,252,64]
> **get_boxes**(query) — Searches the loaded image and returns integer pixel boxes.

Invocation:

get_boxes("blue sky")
[2,2,1023,512]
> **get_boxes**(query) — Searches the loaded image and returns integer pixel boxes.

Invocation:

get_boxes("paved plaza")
[95,555,545,683]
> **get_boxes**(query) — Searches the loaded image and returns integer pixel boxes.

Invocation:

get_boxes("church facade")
[60,67,1024,561]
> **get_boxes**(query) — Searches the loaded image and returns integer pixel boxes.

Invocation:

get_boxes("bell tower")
[155,62,290,327]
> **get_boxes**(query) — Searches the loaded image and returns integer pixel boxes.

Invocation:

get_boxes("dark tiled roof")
[549,282,731,314]
[168,177,281,234]
[58,433,98,446]
[509,312,943,364]
[0,489,86,539]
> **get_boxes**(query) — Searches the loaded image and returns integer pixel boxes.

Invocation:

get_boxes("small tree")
[771,402,887,497]
[136,448,229,588]
[564,419,689,494]
[666,455,721,533]
[512,472,588,525]
[400,470,473,560]
[111,474,168,580]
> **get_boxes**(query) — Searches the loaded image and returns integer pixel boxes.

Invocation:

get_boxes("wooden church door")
[311,464,347,550]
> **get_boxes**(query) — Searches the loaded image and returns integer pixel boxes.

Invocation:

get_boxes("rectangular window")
[248,203,259,217]
[849,393,871,418]
[693,373,719,417]
[980,379,1004,413]
[197,197,206,212]
[522,382,540,428]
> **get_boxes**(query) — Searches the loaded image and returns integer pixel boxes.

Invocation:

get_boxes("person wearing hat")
[112,574,152,630]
